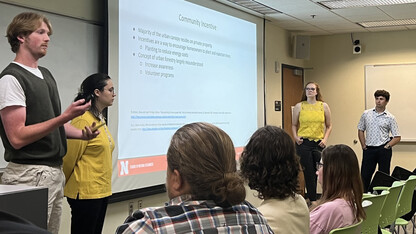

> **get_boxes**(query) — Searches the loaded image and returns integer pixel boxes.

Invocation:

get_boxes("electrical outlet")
[138,200,142,209]
[128,202,134,215]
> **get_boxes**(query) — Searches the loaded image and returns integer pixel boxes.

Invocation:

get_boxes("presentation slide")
[109,0,264,194]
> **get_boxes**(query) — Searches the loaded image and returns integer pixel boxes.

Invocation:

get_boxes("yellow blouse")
[298,101,325,141]
[63,111,115,199]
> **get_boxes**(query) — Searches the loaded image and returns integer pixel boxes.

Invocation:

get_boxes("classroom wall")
[0,0,103,24]
[2,0,416,233]
[62,25,416,234]
[304,30,416,173]
[264,23,308,127]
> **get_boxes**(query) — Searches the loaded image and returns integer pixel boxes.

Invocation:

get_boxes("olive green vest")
[0,63,67,166]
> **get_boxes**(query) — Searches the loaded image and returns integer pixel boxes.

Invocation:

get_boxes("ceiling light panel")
[318,0,416,9]
[358,18,416,27]
[225,0,281,14]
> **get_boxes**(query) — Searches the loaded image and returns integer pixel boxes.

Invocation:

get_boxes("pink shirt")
[310,198,355,234]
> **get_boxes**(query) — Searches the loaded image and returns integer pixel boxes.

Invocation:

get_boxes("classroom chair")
[392,166,416,233]
[362,191,389,234]
[328,219,363,234]
[370,167,416,233]
[374,181,405,234]
[392,166,415,181]
[369,171,398,193]
[393,175,416,234]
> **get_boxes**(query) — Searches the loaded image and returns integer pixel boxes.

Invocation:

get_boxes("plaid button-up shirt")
[116,194,273,234]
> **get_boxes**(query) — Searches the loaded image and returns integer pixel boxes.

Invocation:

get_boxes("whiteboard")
[0,3,102,169]
[365,64,416,142]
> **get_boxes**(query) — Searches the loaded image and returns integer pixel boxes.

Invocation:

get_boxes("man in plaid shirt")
[116,122,273,234]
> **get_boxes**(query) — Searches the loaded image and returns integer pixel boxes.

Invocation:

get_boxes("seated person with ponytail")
[116,122,273,234]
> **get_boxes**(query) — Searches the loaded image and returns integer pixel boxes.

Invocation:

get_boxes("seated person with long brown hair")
[310,144,366,234]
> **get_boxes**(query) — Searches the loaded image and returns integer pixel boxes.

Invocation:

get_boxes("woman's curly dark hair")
[240,125,300,200]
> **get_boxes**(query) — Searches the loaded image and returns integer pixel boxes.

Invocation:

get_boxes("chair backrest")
[379,181,405,228]
[329,219,363,234]
[361,191,389,234]
[395,175,416,218]
[368,171,397,193]
[391,166,415,180]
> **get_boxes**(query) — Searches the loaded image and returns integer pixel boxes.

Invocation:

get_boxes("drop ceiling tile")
[379,3,416,19]
[217,0,416,35]
[332,7,393,22]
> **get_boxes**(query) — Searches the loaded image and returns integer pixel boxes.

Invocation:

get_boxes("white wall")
[3,0,416,233]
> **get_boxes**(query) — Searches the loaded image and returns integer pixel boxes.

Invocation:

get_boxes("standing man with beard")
[0,12,99,234]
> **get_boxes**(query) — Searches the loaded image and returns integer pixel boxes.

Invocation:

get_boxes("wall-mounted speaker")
[353,40,361,54]
[292,35,310,59]
[353,45,361,54]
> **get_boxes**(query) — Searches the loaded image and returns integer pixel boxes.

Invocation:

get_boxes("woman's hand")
[295,136,303,145]
[318,139,327,148]
[81,122,100,140]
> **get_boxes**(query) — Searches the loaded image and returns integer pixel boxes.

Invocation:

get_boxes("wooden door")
[282,65,304,197]
[282,65,304,140]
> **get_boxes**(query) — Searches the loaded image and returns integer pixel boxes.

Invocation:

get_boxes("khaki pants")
[1,162,65,234]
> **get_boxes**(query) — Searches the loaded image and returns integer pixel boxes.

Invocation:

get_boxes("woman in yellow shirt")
[63,73,116,234]
[292,82,332,206]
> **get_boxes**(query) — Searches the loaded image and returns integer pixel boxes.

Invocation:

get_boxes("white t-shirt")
[0,62,44,110]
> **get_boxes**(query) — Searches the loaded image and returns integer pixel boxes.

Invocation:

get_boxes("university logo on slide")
[119,160,129,175]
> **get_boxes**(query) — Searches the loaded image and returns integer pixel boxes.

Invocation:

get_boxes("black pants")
[296,139,322,201]
[361,145,392,193]
[67,196,109,234]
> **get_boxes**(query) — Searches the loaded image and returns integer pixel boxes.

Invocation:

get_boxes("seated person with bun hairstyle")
[116,122,273,234]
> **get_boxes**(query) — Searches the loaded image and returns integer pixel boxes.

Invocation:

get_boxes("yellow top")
[298,101,325,141]
[63,111,115,199]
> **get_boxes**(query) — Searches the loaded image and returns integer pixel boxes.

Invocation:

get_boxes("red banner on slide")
[118,146,244,177]
[117,155,167,177]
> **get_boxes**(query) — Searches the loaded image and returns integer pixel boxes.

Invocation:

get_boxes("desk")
[0,184,48,229]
